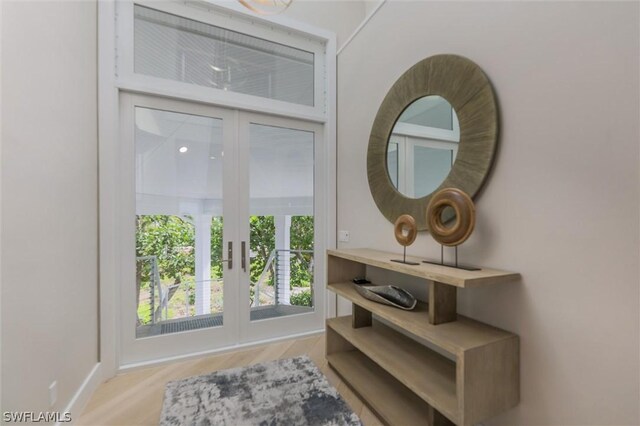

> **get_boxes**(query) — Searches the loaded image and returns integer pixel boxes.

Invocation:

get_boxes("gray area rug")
[160,356,362,426]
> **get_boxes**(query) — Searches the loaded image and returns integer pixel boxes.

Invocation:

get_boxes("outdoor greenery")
[210,217,224,280]
[290,216,314,288]
[290,290,312,307]
[135,214,314,324]
[249,216,275,286]
[137,301,152,324]
[136,215,195,285]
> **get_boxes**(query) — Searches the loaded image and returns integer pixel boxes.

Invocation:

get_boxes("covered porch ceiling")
[135,107,314,218]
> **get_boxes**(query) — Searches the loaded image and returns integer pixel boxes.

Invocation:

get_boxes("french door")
[119,94,324,366]
[237,112,325,343]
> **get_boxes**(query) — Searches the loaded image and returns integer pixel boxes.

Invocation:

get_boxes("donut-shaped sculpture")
[426,188,475,247]
[394,214,418,247]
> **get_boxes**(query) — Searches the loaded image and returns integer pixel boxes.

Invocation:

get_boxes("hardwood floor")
[77,334,383,426]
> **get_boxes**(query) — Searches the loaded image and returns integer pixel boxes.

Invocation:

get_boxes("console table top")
[327,248,520,288]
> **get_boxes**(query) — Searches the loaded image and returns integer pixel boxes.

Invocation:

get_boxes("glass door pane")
[121,96,324,365]
[247,123,315,321]
[134,107,226,338]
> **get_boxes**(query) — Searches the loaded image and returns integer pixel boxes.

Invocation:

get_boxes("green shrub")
[137,302,151,325]
[290,290,312,307]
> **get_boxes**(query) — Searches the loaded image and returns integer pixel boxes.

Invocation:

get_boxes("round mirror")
[386,96,459,199]
[367,54,498,230]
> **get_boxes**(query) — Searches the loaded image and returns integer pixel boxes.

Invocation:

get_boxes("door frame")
[98,0,336,375]
[118,95,327,365]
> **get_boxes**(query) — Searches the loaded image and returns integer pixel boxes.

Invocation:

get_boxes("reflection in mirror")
[386,96,460,199]
[441,205,456,228]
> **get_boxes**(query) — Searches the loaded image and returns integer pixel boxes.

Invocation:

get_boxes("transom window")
[134,5,315,106]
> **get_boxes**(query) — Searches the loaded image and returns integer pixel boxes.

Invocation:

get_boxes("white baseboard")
[118,328,325,373]
[60,362,102,426]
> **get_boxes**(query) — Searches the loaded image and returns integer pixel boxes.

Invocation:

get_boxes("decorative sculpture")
[426,188,475,246]
[354,285,417,310]
[424,188,480,270]
[391,214,419,265]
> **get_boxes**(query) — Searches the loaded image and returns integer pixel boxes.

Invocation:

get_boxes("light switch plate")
[338,230,350,242]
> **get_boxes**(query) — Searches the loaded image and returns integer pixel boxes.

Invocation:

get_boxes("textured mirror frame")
[367,54,499,231]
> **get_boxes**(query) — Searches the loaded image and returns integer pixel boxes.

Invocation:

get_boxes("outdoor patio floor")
[135,304,314,338]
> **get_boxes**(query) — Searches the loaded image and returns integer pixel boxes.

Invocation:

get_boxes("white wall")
[1,0,98,417]
[363,0,383,18]
[337,1,639,425]
[284,0,366,47]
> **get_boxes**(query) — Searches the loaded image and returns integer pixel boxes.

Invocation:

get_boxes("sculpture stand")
[391,246,420,266]
[422,245,481,271]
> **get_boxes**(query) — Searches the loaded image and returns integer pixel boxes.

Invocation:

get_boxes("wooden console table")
[326,248,520,426]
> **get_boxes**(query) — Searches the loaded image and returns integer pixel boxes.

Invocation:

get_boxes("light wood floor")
[77,334,383,426]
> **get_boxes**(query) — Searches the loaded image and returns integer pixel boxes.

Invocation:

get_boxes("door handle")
[241,241,247,272]
[221,241,233,269]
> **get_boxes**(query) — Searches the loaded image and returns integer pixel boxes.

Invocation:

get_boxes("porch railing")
[252,249,314,308]
[136,248,314,326]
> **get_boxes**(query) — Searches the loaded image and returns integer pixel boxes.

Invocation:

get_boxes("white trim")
[0,0,3,415]
[98,0,120,379]
[115,77,325,124]
[325,34,337,319]
[387,136,407,192]
[393,122,459,143]
[410,137,459,153]
[61,363,102,426]
[337,0,387,56]
[118,328,324,373]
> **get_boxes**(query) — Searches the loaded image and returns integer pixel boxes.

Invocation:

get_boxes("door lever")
[241,241,247,272]
[221,241,233,269]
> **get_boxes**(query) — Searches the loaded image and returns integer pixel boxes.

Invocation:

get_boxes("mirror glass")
[386,95,460,198]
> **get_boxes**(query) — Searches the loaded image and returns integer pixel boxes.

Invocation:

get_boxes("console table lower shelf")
[325,285,519,426]
[328,351,432,425]
[327,317,457,426]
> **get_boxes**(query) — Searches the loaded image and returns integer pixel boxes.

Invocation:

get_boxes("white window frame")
[98,0,336,378]
[115,0,328,122]
[392,111,460,142]
[391,125,459,198]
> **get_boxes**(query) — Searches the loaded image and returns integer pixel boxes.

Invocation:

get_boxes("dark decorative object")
[424,187,480,271]
[354,284,417,310]
[392,214,420,265]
